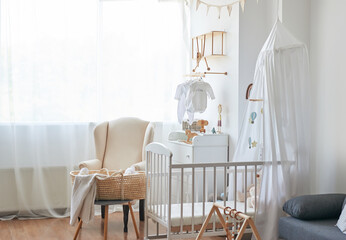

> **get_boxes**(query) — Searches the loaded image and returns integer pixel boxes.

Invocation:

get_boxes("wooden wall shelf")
[192,31,226,60]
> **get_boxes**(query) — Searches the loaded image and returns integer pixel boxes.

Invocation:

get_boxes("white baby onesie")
[174,80,195,124]
[186,81,215,122]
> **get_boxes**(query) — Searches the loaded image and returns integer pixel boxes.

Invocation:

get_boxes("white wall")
[238,0,276,131]
[189,0,279,158]
[282,0,310,49]
[190,0,240,158]
[310,0,346,193]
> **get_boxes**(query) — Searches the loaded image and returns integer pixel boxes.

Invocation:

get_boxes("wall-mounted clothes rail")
[184,72,227,78]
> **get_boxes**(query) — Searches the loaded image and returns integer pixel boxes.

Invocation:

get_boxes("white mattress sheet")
[149,201,255,227]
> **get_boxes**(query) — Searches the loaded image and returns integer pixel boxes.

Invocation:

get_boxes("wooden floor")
[0,212,227,240]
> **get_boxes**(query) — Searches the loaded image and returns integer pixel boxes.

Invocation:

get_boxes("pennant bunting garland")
[196,0,201,11]
[240,0,246,12]
[227,5,232,16]
[196,0,254,18]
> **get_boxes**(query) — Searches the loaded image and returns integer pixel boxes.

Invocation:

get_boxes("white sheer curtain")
[0,0,188,219]
[229,21,310,239]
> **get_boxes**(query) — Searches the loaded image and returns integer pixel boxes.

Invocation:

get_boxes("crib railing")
[145,142,264,239]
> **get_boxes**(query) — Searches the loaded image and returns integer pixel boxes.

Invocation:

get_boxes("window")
[0,0,188,122]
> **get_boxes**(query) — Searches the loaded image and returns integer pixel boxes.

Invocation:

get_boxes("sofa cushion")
[283,194,346,220]
[279,216,346,240]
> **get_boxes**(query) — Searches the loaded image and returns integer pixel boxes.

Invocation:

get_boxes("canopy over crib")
[229,20,310,240]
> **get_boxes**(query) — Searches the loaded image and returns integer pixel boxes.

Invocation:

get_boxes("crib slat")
[213,166,216,231]
[180,168,184,234]
[145,151,149,238]
[150,152,153,213]
[192,167,195,232]
[245,165,248,214]
[224,166,227,206]
[255,164,258,212]
[160,155,164,218]
[203,167,206,219]
[164,155,167,220]
[168,155,172,239]
[155,153,158,217]
[234,165,237,210]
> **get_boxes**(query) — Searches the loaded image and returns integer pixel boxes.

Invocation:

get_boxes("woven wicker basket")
[70,169,146,200]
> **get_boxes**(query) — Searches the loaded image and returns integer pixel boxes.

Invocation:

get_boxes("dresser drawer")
[169,143,193,164]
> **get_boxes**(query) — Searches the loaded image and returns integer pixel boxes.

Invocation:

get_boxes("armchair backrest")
[94,117,154,170]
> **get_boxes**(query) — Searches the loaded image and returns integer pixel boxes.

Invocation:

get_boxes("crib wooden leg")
[123,204,129,232]
[139,199,145,221]
[73,220,83,240]
[128,202,140,239]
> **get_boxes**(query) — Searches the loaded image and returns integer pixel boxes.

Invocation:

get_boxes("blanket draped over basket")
[70,169,146,201]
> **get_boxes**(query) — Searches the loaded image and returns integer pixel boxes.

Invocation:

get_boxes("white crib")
[145,142,263,239]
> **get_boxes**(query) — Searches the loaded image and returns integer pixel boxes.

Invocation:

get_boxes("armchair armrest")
[131,161,146,171]
[79,159,102,170]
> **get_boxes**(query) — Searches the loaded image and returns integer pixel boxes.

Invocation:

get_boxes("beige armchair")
[78,117,154,230]
[79,117,154,171]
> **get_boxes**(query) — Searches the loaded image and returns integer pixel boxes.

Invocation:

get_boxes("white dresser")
[168,132,229,203]
[168,132,229,164]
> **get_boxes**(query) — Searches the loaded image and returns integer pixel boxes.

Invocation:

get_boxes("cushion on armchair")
[283,194,346,220]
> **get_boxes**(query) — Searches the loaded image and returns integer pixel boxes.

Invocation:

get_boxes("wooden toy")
[196,203,261,240]
[183,130,198,144]
[197,120,208,133]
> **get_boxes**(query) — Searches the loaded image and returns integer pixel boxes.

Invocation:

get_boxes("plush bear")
[248,170,262,208]
[236,170,262,208]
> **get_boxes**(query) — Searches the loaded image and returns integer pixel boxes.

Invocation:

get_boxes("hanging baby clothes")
[186,80,215,122]
[174,80,195,124]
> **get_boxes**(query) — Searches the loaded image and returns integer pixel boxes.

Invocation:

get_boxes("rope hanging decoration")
[196,0,259,19]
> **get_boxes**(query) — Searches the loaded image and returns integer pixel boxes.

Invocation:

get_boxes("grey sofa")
[279,194,346,240]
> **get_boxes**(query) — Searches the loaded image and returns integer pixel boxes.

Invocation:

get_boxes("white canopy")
[229,20,310,240]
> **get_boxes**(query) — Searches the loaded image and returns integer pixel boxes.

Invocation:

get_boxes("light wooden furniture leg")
[214,207,232,240]
[236,219,249,240]
[73,220,83,240]
[248,218,262,240]
[196,205,216,240]
[128,202,140,239]
[104,205,109,240]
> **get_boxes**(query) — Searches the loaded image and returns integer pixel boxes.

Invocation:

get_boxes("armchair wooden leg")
[123,204,129,233]
[73,220,83,240]
[128,202,140,239]
[104,205,109,240]
[139,199,145,221]
[101,205,105,219]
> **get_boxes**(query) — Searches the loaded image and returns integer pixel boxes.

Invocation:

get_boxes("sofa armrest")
[131,161,146,171]
[79,159,102,170]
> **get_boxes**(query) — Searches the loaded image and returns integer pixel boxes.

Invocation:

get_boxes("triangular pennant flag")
[240,0,246,12]
[218,6,221,19]
[206,5,210,16]
[227,5,232,16]
[196,0,201,11]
